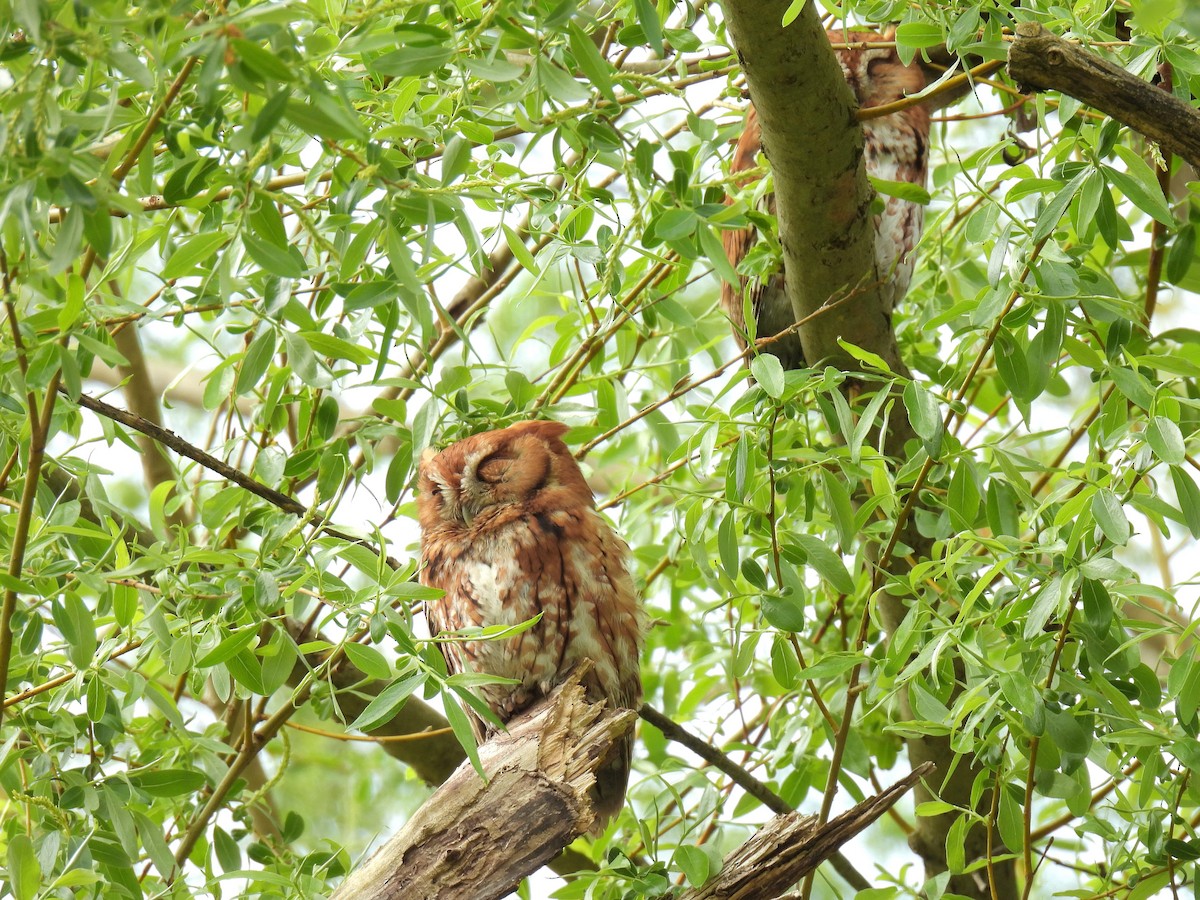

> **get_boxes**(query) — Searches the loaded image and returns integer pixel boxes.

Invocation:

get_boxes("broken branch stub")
[677,762,935,900]
[331,664,636,900]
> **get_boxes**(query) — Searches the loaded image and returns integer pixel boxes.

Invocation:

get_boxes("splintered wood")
[331,663,635,900]
[334,661,931,900]
[677,761,935,900]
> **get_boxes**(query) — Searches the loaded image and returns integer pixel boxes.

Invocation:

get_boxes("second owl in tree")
[721,28,935,369]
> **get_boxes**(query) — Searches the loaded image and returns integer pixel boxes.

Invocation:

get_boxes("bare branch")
[331,665,635,900]
[677,763,934,900]
[1008,23,1200,169]
[66,389,400,567]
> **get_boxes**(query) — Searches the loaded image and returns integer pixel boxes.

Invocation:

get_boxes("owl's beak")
[461,506,474,527]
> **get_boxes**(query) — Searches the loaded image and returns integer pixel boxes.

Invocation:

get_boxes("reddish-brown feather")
[418,420,643,829]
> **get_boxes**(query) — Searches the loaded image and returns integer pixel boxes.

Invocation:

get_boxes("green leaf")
[502,223,539,275]
[1165,838,1200,861]
[54,593,96,669]
[770,634,800,688]
[244,232,308,278]
[161,232,230,281]
[1081,578,1113,632]
[781,0,808,26]
[1033,169,1086,242]
[1146,416,1185,464]
[350,671,426,732]
[761,592,806,632]
[568,21,615,102]
[135,810,178,880]
[7,834,40,900]
[344,642,393,680]
[198,626,260,667]
[445,689,484,776]
[113,582,137,630]
[129,768,208,797]
[794,651,863,682]
[903,380,942,457]
[230,39,295,82]
[849,383,892,461]
[1024,573,1064,640]
[1108,365,1155,410]
[369,46,453,77]
[214,826,242,873]
[1108,147,1176,226]
[227,649,267,694]
[1000,672,1045,735]
[717,511,740,580]
[300,330,375,365]
[870,176,931,205]
[633,0,664,55]
[836,339,892,373]
[792,533,855,594]
[236,328,276,395]
[894,22,943,49]
[260,630,298,695]
[284,96,362,142]
[1091,489,1132,545]
[653,208,696,241]
[750,354,785,399]
[699,224,740,284]
[674,844,710,886]
[86,674,108,721]
[1170,466,1200,538]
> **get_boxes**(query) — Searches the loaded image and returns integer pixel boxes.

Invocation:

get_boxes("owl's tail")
[590,731,634,835]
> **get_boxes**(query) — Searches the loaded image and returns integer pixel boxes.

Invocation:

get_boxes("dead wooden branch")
[1007,22,1200,169]
[331,665,636,900]
[677,762,935,900]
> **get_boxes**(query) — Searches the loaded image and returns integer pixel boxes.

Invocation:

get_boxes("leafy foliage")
[1,0,1199,898]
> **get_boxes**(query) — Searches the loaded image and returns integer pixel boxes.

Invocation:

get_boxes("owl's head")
[827,28,928,112]
[417,420,593,531]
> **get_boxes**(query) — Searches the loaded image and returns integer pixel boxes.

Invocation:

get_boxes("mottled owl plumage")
[417,420,643,829]
[721,28,933,367]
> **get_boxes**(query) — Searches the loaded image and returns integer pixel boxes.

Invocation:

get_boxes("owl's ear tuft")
[419,447,439,470]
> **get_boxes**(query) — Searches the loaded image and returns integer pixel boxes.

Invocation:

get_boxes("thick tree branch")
[331,665,635,900]
[639,704,870,892]
[1008,23,1200,169]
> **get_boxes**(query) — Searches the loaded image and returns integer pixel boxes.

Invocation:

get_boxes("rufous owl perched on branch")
[721,27,937,368]
[417,420,643,828]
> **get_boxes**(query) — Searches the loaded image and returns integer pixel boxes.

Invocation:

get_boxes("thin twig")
[65,389,400,568]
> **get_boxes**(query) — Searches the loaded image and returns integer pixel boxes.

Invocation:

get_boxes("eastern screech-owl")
[721,28,932,368]
[417,420,643,827]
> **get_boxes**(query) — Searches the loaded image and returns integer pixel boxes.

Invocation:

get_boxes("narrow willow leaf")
[792,533,855,594]
[1091,489,1132,545]
[1147,416,1185,465]
[350,671,426,732]
[236,329,276,396]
